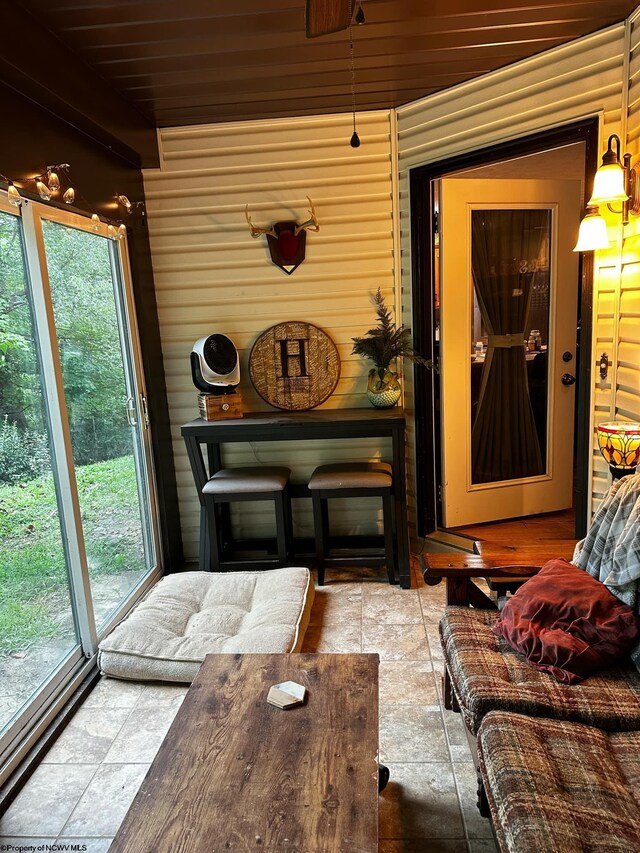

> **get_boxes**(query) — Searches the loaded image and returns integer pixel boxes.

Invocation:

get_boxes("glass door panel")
[469,208,552,484]
[0,210,80,737]
[40,219,155,632]
[439,178,580,527]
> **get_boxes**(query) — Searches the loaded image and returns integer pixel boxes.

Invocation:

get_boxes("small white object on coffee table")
[267,680,306,709]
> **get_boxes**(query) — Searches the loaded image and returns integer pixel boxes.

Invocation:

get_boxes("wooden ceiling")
[20,0,638,128]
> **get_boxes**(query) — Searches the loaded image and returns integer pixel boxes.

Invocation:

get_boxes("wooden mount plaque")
[249,321,340,411]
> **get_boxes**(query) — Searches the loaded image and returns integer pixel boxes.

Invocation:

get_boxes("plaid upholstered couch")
[429,474,640,851]
[437,600,640,853]
[440,605,640,736]
[477,710,640,853]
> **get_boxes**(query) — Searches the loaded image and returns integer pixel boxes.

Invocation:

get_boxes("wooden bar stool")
[202,466,292,571]
[308,462,396,585]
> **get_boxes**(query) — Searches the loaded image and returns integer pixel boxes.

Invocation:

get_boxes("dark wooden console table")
[181,408,411,588]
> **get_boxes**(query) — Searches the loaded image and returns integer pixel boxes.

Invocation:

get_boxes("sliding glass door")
[0,206,82,746]
[0,198,160,777]
[40,218,154,631]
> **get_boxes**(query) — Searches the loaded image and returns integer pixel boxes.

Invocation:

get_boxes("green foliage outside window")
[0,217,132,482]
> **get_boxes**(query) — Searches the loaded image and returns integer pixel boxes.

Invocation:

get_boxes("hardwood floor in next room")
[452,507,577,559]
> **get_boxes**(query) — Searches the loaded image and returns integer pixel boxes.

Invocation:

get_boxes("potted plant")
[351,288,431,408]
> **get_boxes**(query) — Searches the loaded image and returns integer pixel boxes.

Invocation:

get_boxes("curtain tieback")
[487,334,525,349]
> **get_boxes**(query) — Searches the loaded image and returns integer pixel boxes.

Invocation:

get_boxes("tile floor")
[0,559,497,852]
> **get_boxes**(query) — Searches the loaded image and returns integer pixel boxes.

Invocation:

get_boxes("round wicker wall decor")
[249,321,340,410]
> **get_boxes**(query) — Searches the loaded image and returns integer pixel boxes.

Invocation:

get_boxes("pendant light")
[6,182,22,207]
[35,179,51,200]
[348,21,360,147]
[47,169,60,193]
[2,162,141,238]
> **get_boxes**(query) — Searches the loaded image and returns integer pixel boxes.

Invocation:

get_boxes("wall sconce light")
[573,206,609,252]
[574,134,640,251]
[588,135,630,209]
[597,421,640,480]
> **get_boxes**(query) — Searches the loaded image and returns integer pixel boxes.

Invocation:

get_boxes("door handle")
[125,395,138,426]
[140,392,150,429]
[561,373,576,386]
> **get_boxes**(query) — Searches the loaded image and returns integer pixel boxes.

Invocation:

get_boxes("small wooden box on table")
[198,391,243,421]
[110,653,380,853]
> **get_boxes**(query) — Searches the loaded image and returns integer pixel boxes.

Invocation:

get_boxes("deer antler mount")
[245,197,319,275]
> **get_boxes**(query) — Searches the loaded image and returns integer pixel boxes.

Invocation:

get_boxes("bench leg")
[443,670,460,713]
[382,490,396,585]
[378,764,390,793]
[477,771,490,818]
[311,491,327,585]
[274,491,288,567]
[203,494,222,572]
[284,487,294,560]
[199,504,210,572]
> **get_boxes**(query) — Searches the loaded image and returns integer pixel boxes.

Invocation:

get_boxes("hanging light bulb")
[588,135,629,206]
[91,213,101,232]
[63,186,75,204]
[107,224,118,239]
[36,179,51,200]
[573,208,610,252]
[348,23,361,148]
[117,194,132,214]
[355,2,365,24]
[117,223,127,239]
[6,182,22,207]
[47,170,60,192]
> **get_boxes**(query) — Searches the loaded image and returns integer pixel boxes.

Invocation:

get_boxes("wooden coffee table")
[110,653,380,852]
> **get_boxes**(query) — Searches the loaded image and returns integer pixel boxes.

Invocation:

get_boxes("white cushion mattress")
[98,567,314,683]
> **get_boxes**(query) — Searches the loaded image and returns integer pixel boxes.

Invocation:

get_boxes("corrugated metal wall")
[395,24,627,522]
[609,9,640,479]
[143,112,396,562]
[589,11,640,503]
[144,18,640,560]
[621,11,640,433]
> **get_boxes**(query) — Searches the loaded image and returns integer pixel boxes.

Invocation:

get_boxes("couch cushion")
[493,559,640,684]
[440,606,640,734]
[202,466,290,494]
[308,462,392,490]
[98,567,314,683]
[478,711,640,853]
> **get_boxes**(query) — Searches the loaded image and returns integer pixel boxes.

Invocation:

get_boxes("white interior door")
[439,178,581,527]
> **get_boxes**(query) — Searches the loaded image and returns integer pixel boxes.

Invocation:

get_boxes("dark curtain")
[471,209,547,484]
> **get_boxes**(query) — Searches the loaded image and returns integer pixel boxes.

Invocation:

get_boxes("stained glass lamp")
[597,422,640,480]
